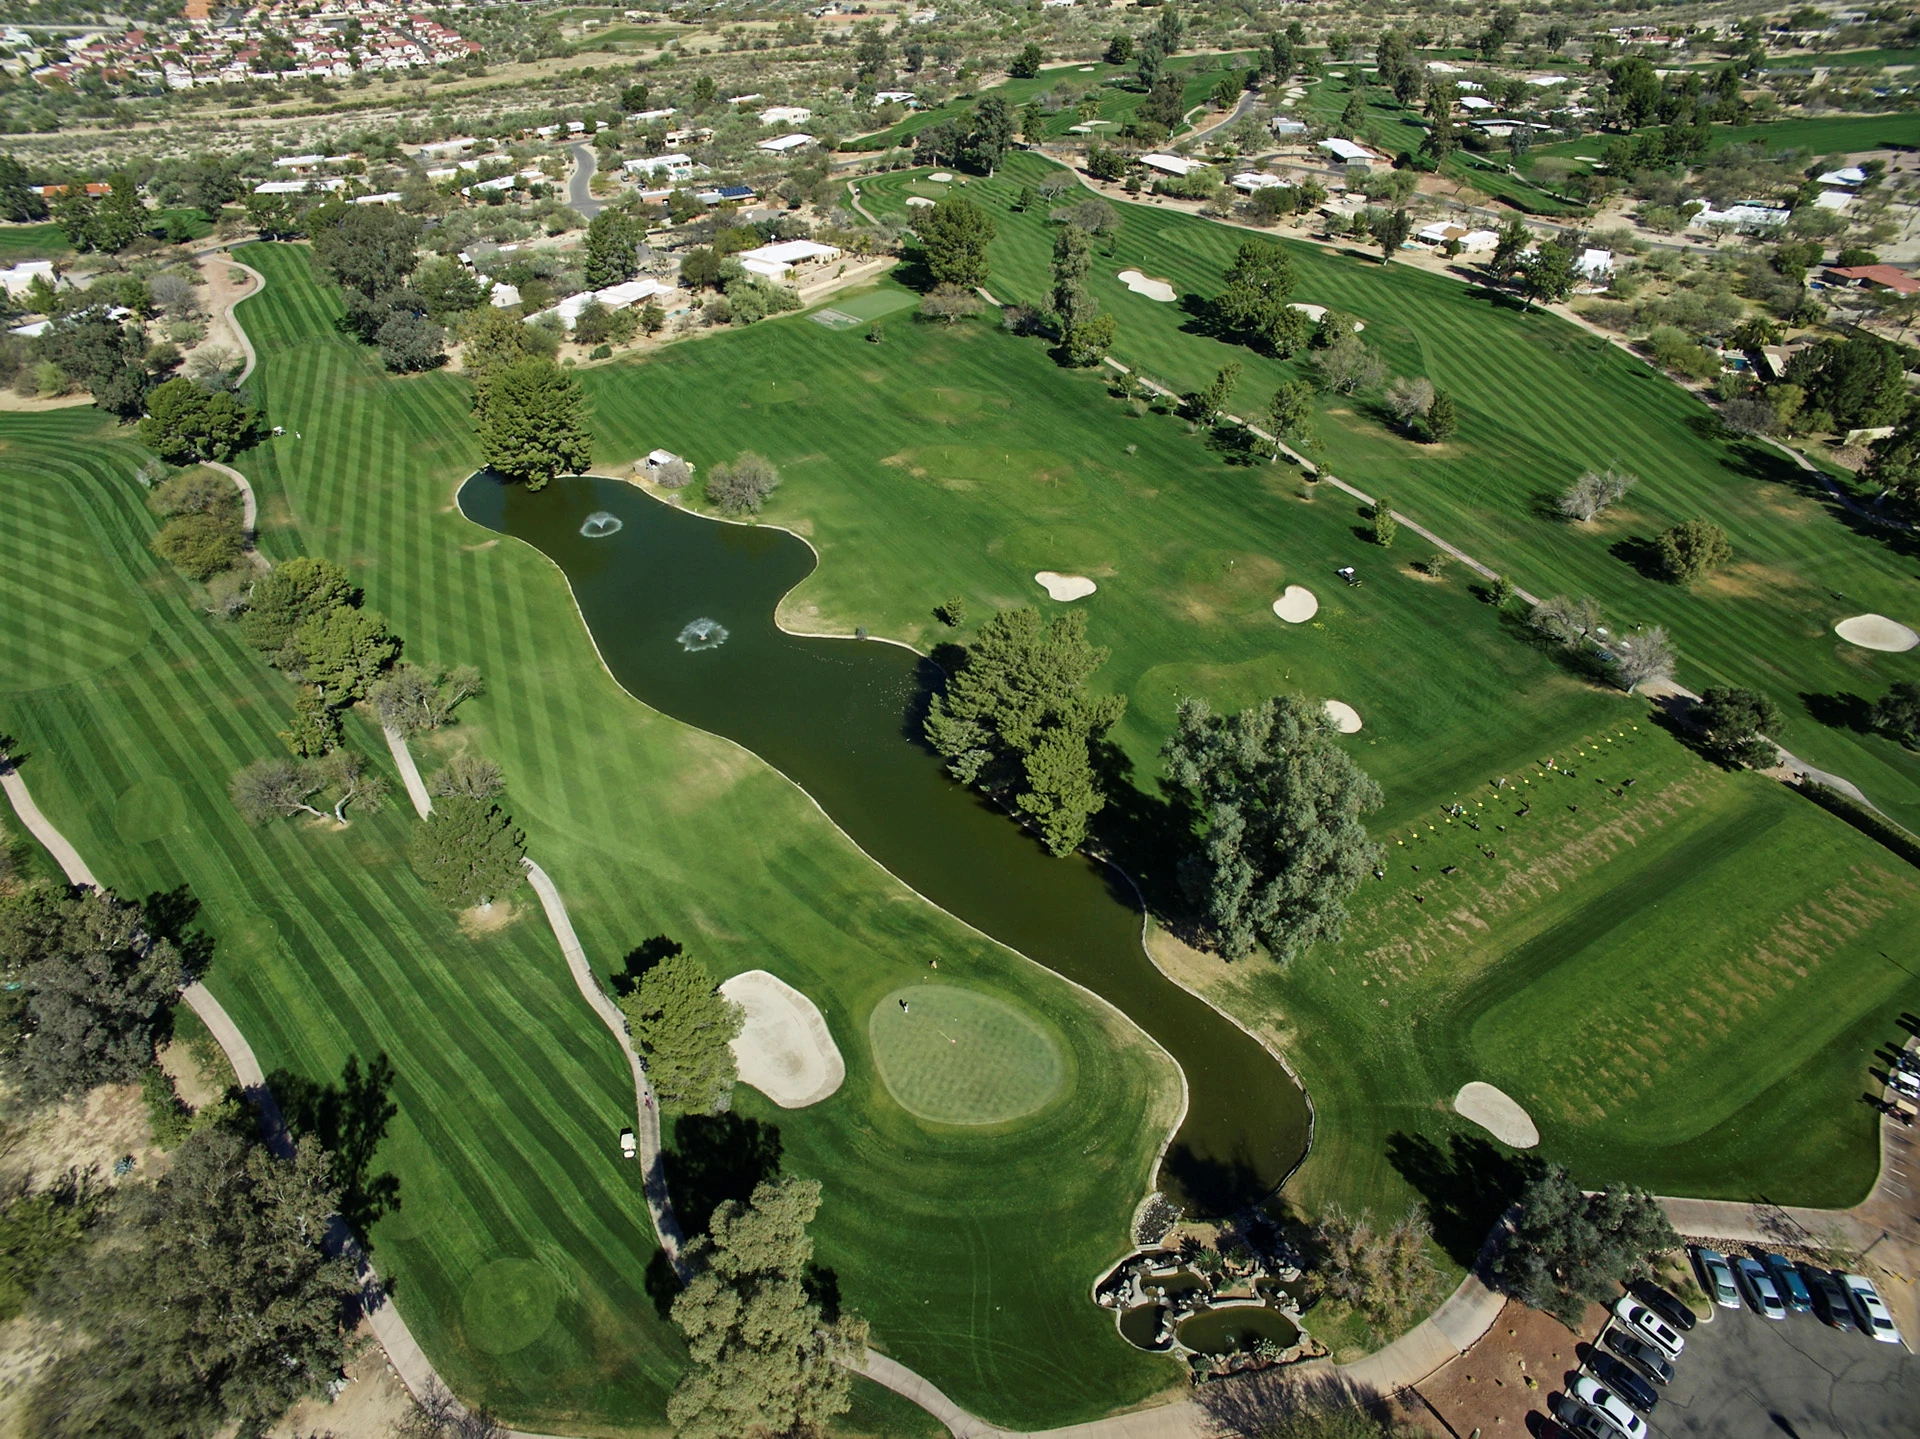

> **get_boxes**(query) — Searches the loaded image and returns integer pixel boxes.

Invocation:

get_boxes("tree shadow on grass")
[663,1111,783,1240]
[1801,690,1874,734]
[268,1051,401,1246]
[1609,534,1668,583]
[609,934,682,998]
[1386,1130,1545,1267]
[142,883,215,982]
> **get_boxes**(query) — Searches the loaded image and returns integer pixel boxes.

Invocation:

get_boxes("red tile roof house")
[1826,264,1920,295]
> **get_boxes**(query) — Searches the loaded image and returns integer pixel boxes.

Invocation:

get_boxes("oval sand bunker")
[1834,613,1919,652]
[1323,699,1362,733]
[1273,585,1319,623]
[720,970,845,1109]
[1453,1081,1540,1148]
[1117,270,1177,302]
[1289,303,1363,331]
[1036,571,1097,601]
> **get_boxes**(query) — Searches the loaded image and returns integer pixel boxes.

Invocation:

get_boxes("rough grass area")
[0,244,1188,1432]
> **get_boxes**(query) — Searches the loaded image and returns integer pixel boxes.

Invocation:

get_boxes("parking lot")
[1591,1302,1918,1438]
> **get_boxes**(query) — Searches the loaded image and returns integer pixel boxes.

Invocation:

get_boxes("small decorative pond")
[1119,1304,1171,1351]
[1176,1303,1300,1357]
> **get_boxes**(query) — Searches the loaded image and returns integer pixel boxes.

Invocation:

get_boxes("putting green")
[749,377,809,405]
[462,1257,558,1355]
[869,985,1067,1125]
[827,287,919,322]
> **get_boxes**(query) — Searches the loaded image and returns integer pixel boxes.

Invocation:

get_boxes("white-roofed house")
[1317,138,1381,169]
[628,108,677,124]
[624,153,696,181]
[1140,153,1207,177]
[1817,166,1868,188]
[756,133,815,154]
[874,90,918,106]
[536,278,670,331]
[758,105,812,126]
[273,153,328,170]
[0,259,54,297]
[734,239,840,280]
[1231,172,1290,193]
[353,191,405,206]
[1575,248,1613,280]
[1457,94,1496,112]
[488,281,521,308]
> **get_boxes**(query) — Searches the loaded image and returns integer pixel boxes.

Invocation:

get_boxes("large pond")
[460,473,1311,1214]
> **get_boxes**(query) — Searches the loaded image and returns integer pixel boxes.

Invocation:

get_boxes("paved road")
[1588,1303,1919,1438]
[568,143,602,219]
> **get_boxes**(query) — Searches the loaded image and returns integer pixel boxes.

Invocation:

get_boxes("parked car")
[1631,1279,1697,1331]
[1588,1353,1659,1413]
[1801,1265,1859,1332]
[1694,1247,1741,1309]
[1554,1396,1622,1439]
[1614,1296,1685,1359]
[1572,1376,1649,1438]
[1843,1273,1904,1344]
[1736,1255,1788,1319]
[1763,1253,1812,1313]
[1890,1067,1920,1102]
[1602,1327,1676,1385]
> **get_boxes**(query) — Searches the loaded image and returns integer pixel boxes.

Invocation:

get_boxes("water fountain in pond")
[580,511,624,538]
[677,618,729,651]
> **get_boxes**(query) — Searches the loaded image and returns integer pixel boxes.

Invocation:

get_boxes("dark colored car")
[1602,1327,1675,1385]
[1589,1353,1659,1413]
[1800,1265,1859,1333]
[1763,1253,1812,1314]
[1631,1279,1698,1332]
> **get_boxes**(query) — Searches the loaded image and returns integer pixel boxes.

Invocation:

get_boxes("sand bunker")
[1117,270,1177,303]
[1035,571,1098,601]
[1322,700,1362,733]
[905,195,935,209]
[1834,613,1919,652]
[1272,585,1319,623]
[719,970,845,1109]
[1454,1082,1540,1148]
[1289,303,1363,331]
[928,171,955,183]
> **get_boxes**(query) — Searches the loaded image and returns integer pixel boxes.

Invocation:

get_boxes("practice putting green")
[869,985,1067,1125]
[823,287,918,322]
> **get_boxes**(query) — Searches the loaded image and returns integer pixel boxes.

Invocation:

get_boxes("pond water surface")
[460,472,1311,1214]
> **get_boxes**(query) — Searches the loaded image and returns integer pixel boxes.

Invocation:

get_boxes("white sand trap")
[1454,1082,1540,1148]
[905,195,935,209]
[1036,571,1098,601]
[1289,303,1363,332]
[928,171,955,183]
[719,970,845,1109]
[1272,585,1319,623]
[1323,699,1362,733]
[1117,270,1177,302]
[1834,613,1919,652]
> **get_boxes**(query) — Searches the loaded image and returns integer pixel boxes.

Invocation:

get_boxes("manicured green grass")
[1528,113,1920,172]
[869,985,1067,1126]
[1224,721,1920,1231]
[126,242,1178,1431]
[850,53,1255,152]
[0,417,688,1432]
[578,167,1920,1219]
[0,222,70,259]
[855,153,1920,835]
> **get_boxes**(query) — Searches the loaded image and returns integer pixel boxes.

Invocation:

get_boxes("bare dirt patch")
[1415,1299,1609,1439]
[456,899,520,940]
[267,1327,416,1439]
[0,1082,163,1193]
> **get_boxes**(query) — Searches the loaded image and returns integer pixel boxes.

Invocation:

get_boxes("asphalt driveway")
[1584,1301,1918,1438]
